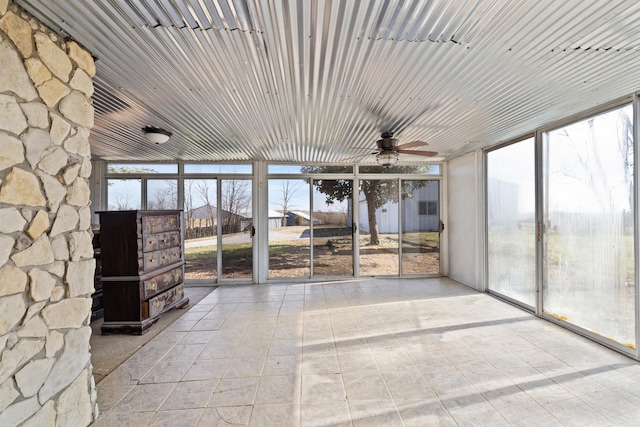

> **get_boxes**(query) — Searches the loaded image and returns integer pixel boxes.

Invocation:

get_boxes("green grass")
[184,245,216,260]
[185,242,252,260]
[186,231,440,264]
[268,240,309,256]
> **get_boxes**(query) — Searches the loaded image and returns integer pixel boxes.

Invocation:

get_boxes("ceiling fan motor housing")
[377,133,399,151]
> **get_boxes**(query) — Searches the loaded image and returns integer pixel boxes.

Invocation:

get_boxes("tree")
[107,165,157,174]
[109,184,138,210]
[195,180,216,236]
[184,179,195,237]
[273,180,303,226]
[221,179,251,234]
[302,165,435,245]
[107,165,157,211]
[147,181,177,210]
[617,109,634,218]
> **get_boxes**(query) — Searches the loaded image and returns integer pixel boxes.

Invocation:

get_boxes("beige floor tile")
[207,377,259,407]
[300,401,352,427]
[138,359,194,384]
[199,341,238,359]
[263,354,302,376]
[301,373,346,403]
[255,375,301,404]
[182,358,230,381]
[268,339,302,356]
[111,382,177,413]
[90,410,154,427]
[301,354,341,375]
[396,399,457,427]
[93,278,640,426]
[159,379,219,410]
[249,403,300,427]
[197,406,253,427]
[343,370,392,401]
[95,383,135,413]
[348,399,403,427]
[147,408,205,427]
[192,318,226,331]
[223,356,266,378]
[382,369,437,401]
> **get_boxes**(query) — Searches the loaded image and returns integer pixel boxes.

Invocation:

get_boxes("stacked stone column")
[0,0,98,425]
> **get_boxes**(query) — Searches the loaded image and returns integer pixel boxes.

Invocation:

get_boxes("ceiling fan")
[372,132,438,167]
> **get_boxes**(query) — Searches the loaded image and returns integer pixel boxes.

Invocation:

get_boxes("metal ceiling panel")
[14,0,640,163]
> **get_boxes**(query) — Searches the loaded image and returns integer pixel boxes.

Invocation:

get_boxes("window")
[419,201,437,215]
[427,201,437,215]
[107,163,177,174]
[184,164,252,174]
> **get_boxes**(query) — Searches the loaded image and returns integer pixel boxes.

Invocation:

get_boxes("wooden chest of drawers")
[98,210,189,334]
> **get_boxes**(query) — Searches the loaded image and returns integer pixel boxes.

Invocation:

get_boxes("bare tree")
[617,109,634,217]
[184,179,196,238]
[147,180,177,210]
[195,180,216,236]
[221,179,251,234]
[109,186,137,210]
[273,180,303,226]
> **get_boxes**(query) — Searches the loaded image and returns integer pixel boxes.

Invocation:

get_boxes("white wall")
[446,151,485,290]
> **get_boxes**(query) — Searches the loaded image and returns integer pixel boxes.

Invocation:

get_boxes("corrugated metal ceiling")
[15,0,640,163]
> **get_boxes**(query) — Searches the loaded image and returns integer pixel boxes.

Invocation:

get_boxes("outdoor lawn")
[184,228,440,279]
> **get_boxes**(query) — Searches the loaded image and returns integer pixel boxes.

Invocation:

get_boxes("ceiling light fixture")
[142,126,172,144]
[376,151,399,168]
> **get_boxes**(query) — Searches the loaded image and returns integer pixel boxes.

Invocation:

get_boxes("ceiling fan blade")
[395,140,428,150]
[396,149,438,157]
[341,151,379,161]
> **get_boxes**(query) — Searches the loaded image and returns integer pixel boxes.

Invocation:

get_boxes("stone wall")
[0,1,97,425]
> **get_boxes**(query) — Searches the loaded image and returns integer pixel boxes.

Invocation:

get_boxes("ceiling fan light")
[142,126,172,144]
[376,151,399,167]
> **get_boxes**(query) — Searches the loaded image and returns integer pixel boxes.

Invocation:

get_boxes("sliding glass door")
[487,139,536,307]
[359,179,399,276]
[220,179,253,279]
[488,104,636,350]
[268,179,310,278]
[312,179,353,276]
[183,179,217,281]
[402,180,440,275]
[543,105,634,347]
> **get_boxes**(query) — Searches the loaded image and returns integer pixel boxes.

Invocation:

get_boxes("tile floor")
[92,278,640,426]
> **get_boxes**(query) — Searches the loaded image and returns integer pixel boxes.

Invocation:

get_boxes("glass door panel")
[183,179,217,281]
[543,105,635,347]
[268,179,310,278]
[359,179,398,276]
[146,179,178,209]
[221,179,253,279]
[487,140,536,306]
[402,180,440,275]
[312,179,353,276]
[107,178,141,210]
